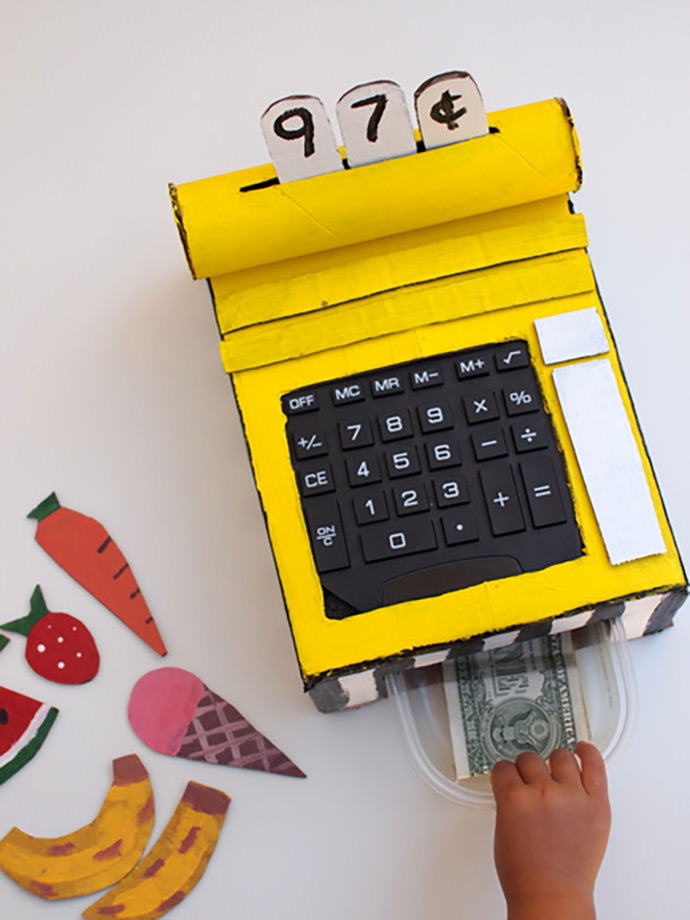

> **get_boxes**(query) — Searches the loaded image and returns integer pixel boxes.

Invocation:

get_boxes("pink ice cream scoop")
[128,667,305,778]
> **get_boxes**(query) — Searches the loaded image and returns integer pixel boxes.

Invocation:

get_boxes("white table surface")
[1,3,689,917]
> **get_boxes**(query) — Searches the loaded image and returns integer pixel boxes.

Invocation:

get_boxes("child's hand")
[490,741,611,920]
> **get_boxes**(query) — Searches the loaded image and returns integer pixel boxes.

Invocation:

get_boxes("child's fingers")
[515,751,549,784]
[576,741,609,800]
[491,759,521,796]
[549,747,581,784]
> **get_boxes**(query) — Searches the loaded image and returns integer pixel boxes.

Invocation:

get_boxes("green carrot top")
[27,493,61,522]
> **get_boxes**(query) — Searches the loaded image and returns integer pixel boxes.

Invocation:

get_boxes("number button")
[338,419,374,450]
[360,520,437,562]
[417,402,453,433]
[352,491,390,525]
[425,439,462,470]
[463,390,500,424]
[392,485,430,516]
[384,446,421,479]
[432,475,470,507]
[345,453,382,487]
[378,409,413,442]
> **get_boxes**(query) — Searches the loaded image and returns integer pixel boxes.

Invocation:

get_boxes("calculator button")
[360,520,437,562]
[425,439,462,470]
[503,384,539,416]
[511,418,549,452]
[456,354,490,379]
[471,425,508,461]
[283,391,320,414]
[303,499,350,572]
[331,382,365,405]
[291,428,329,459]
[520,456,566,527]
[338,419,374,450]
[298,463,336,497]
[384,446,421,478]
[378,409,413,441]
[479,465,526,535]
[371,374,404,397]
[494,345,530,371]
[432,475,470,507]
[353,491,389,525]
[392,484,430,516]
[410,367,444,389]
[463,390,500,424]
[417,402,454,433]
[441,513,480,545]
[345,453,382,487]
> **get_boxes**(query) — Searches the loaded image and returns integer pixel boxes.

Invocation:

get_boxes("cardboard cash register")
[170,72,687,712]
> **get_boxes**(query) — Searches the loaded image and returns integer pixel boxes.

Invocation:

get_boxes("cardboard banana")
[83,780,230,919]
[0,753,154,899]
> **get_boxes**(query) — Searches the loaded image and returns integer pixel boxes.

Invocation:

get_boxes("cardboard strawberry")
[1,586,100,685]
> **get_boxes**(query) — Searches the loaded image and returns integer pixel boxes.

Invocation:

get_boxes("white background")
[1,2,689,917]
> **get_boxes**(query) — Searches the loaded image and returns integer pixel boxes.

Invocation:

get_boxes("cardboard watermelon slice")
[0,686,58,784]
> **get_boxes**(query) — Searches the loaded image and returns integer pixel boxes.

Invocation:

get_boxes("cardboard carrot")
[28,493,167,657]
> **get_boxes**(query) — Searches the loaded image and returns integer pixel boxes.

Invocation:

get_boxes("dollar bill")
[443,632,590,779]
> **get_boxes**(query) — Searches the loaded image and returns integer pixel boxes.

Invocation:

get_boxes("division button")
[360,519,437,562]
[345,452,382,487]
[511,417,549,453]
[456,354,490,379]
[494,343,530,371]
[303,499,350,572]
[283,391,320,414]
[410,367,444,389]
[463,390,500,424]
[371,374,404,397]
[291,428,329,459]
[441,513,479,545]
[331,381,365,405]
[298,463,336,496]
[352,490,389,525]
[479,465,525,535]
[520,455,567,527]
[471,425,508,461]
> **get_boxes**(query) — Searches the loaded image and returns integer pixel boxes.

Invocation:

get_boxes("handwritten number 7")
[273,107,316,158]
[350,94,387,143]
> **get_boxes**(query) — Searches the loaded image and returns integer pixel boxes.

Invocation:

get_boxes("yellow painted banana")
[83,780,230,919]
[0,753,154,899]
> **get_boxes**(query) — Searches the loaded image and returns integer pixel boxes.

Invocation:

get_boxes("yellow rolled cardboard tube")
[171,98,581,280]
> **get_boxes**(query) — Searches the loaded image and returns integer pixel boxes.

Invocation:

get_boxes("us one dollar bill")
[443,632,590,779]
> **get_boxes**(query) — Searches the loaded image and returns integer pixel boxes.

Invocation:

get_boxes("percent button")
[503,384,539,416]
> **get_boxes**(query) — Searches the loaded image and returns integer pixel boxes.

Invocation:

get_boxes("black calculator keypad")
[282,340,583,618]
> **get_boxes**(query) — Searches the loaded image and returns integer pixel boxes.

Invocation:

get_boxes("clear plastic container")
[387,619,636,807]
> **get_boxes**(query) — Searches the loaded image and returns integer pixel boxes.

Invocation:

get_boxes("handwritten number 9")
[350,93,388,143]
[273,107,316,158]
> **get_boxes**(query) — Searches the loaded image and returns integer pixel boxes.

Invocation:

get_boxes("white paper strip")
[414,71,488,150]
[535,307,609,365]
[336,80,417,168]
[261,95,343,183]
[552,359,666,565]
[620,594,664,639]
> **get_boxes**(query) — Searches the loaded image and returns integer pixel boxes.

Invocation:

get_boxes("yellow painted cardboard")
[170,96,686,693]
